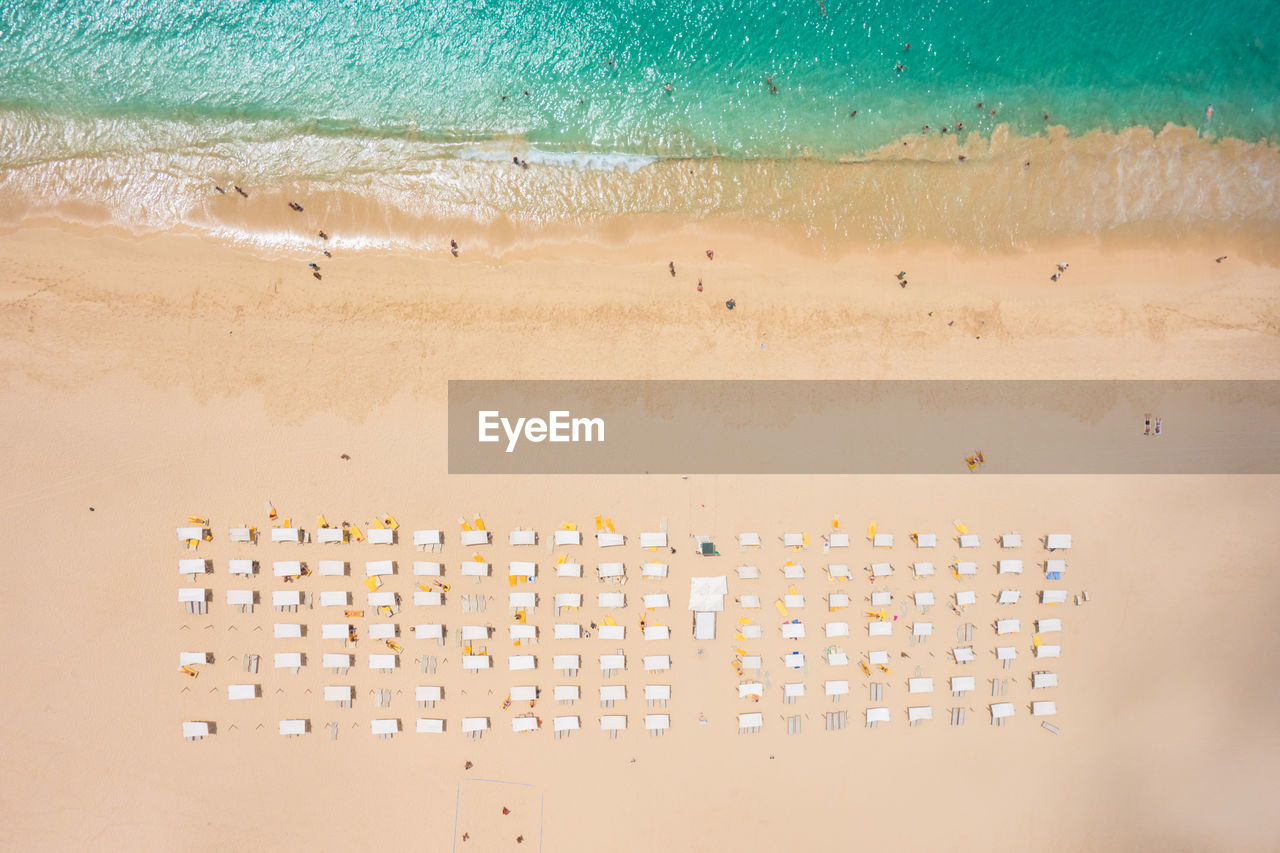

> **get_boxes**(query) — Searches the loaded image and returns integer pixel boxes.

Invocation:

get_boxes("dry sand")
[1,224,1279,852]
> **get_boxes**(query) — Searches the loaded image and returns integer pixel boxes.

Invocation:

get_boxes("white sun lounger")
[509,561,536,579]
[596,532,625,547]
[318,591,348,608]
[414,623,443,640]
[554,529,581,546]
[990,702,1015,720]
[782,622,806,639]
[277,719,307,737]
[865,707,890,724]
[182,721,209,740]
[460,562,489,577]
[413,529,443,547]
[908,706,933,724]
[460,530,490,546]
[640,532,667,548]
[270,527,301,543]
[178,559,207,575]
[366,528,394,545]
[228,559,255,576]
[509,529,537,546]
[554,593,582,612]
[365,560,394,577]
[553,654,580,674]
[1046,534,1072,550]
[641,562,668,578]
[825,622,850,638]
[321,624,349,640]
[323,653,352,670]
[315,527,343,544]
[1033,672,1059,689]
[227,684,256,701]
[273,652,302,671]
[323,685,353,703]
[273,561,302,578]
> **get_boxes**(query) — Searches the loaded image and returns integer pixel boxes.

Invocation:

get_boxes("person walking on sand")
[669,261,676,277]
[725,298,736,310]
[450,239,459,257]
[1215,255,1227,263]
[697,278,703,292]
[319,230,329,240]
[234,185,248,197]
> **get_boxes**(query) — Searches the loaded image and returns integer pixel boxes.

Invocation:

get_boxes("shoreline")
[3,122,1279,262]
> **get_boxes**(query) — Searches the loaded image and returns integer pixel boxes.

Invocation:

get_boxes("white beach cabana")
[413,561,442,576]
[270,527,301,543]
[825,680,850,697]
[228,559,255,576]
[279,719,307,737]
[824,622,850,638]
[557,562,583,578]
[781,622,806,639]
[959,534,979,548]
[598,592,625,608]
[950,676,976,695]
[868,621,892,637]
[554,529,582,546]
[956,591,977,607]
[273,561,302,578]
[1046,534,1072,550]
[227,684,257,701]
[738,532,761,548]
[873,533,893,548]
[413,529,443,548]
[908,706,933,724]
[865,707,890,725]
[598,625,625,640]
[366,560,394,577]
[990,702,1015,722]
[414,623,444,641]
[366,527,394,545]
[508,655,536,671]
[323,685,353,704]
[644,625,670,640]
[178,559,208,576]
[1041,590,1069,605]
[998,559,1023,575]
[996,619,1021,635]
[414,590,443,606]
[640,532,667,549]
[315,527,344,544]
[916,533,936,548]
[318,560,345,577]
[1036,645,1062,658]
[596,532,625,547]
[956,561,978,576]
[641,562,668,578]
[509,529,537,546]
[913,562,935,578]
[460,561,489,578]
[553,623,580,640]
[1037,618,1062,633]
[509,561,536,580]
[416,718,445,733]
[182,721,210,740]
[998,590,1021,604]
[829,533,850,548]
[370,718,399,737]
[597,562,625,579]
[319,591,348,608]
[553,654,580,674]
[1002,533,1022,548]
[460,530,490,546]
[827,564,852,580]
[1033,672,1059,689]
[908,677,934,694]
[273,652,302,671]
[321,623,349,640]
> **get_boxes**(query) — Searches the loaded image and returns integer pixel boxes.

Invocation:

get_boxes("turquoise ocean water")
[1,0,1278,249]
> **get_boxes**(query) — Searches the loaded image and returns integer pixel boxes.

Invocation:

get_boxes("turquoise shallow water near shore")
[1,0,1278,248]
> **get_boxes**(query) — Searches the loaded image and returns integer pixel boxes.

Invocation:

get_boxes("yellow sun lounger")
[364,576,381,592]
[594,515,603,531]
[515,610,526,624]
[832,516,840,530]
[562,522,576,530]
[605,518,615,533]
[472,554,484,562]
[556,554,567,564]
[965,456,977,471]
[383,515,399,530]
[802,533,809,548]
[775,601,789,618]
[316,515,328,529]
[868,522,876,539]
[737,616,752,625]
[349,524,364,542]
[370,518,384,529]
[954,521,968,534]
[459,517,472,531]
[474,515,486,532]
[604,617,616,626]
[508,576,517,587]
[788,586,797,596]
[179,666,198,678]
[187,516,208,525]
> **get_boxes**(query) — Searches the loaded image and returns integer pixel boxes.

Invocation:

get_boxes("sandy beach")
[1,221,1278,852]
